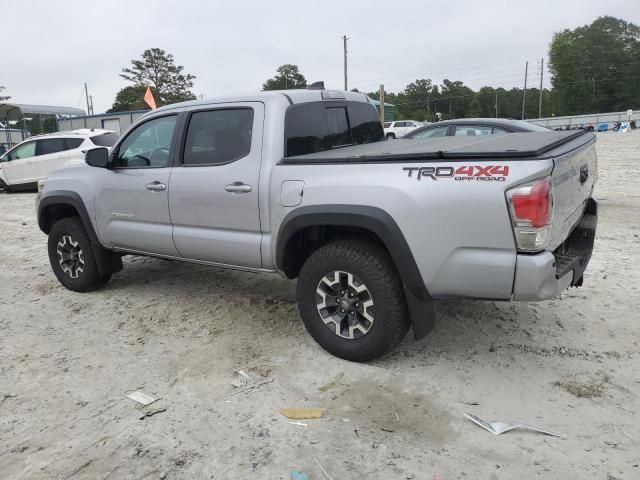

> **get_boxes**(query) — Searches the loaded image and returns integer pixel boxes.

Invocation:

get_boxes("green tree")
[120,48,196,106]
[262,64,307,90]
[0,84,9,102]
[549,16,640,115]
[107,85,149,113]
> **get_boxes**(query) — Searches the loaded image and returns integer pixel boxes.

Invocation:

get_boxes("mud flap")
[403,285,436,340]
[92,242,123,276]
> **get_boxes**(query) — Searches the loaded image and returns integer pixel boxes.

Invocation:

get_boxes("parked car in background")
[403,118,549,139]
[384,120,423,139]
[0,129,118,192]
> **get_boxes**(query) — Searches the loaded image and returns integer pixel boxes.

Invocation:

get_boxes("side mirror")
[85,147,110,168]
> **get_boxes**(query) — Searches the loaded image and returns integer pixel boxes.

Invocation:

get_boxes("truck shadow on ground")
[100,255,555,363]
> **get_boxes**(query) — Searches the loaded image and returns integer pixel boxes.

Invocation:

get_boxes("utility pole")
[89,95,94,115]
[84,83,91,116]
[342,35,349,91]
[538,58,544,118]
[495,91,498,118]
[521,61,528,120]
[379,84,385,123]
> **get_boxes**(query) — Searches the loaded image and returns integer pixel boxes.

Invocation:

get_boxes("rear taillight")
[506,177,553,251]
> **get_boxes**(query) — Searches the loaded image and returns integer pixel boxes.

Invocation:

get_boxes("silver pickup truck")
[36,88,597,361]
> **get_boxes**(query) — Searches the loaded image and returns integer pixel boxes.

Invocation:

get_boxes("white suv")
[0,129,117,192]
[383,120,423,139]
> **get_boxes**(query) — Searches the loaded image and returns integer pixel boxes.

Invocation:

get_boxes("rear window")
[285,101,383,157]
[91,132,119,147]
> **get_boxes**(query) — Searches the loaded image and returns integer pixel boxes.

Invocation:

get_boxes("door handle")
[146,181,167,191]
[224,182,252,193]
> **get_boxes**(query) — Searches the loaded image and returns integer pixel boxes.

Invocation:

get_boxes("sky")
[2,0,639,114]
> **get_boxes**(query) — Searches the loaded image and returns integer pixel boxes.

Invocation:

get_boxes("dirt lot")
[1,131,639,479]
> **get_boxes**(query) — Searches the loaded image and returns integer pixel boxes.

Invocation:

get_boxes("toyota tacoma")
[36,87,597,361]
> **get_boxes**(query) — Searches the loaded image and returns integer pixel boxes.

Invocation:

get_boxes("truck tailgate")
[547,134,597,250]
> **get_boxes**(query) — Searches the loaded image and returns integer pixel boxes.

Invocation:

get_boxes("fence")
[528,110,639,129]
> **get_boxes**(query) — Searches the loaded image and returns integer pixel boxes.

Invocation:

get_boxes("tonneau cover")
[282,130,594,163]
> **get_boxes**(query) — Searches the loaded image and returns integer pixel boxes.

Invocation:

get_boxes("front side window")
[383,122,392,128]
[183,109,253,166]
[115,116,177,168]
[411,126,448,139]
[395,121,406,128]
[7,141,36,160]
[38,138,67,155]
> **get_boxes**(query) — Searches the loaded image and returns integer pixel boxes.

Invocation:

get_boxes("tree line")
[2,15,638,121]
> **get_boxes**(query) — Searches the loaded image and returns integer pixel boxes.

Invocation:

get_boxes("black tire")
[296,240,409,362]
[386,133,395,140]
[0,179,11,193]
[47,217,110,292]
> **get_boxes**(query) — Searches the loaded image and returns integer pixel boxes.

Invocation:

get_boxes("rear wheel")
[0,179,11,193]
[48,217,110,292]
[386,133,396,140]
[296,240,409,362]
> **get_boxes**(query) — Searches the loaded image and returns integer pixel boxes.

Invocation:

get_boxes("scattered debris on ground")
[139,408,167,420]
[280,407,325,419]
[464,413,566,438]
[123,390,159,406]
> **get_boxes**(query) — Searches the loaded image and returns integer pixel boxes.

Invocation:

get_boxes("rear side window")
[38,138,67,155]
[285,101,383,157]
[90,132,119,147]
[183,108,253,166]
[454,126,494,136]
[411,126,448,139]
[65,138,84,149]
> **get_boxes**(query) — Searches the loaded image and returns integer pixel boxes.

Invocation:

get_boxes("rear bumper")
[513,198,597,301]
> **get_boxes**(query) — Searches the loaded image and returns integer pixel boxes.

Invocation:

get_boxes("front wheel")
[48,217,110,292]
[296,241,409,362]
[386,133,396,140]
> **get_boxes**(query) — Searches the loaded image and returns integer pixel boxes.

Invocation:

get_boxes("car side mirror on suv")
[85,147,110,168]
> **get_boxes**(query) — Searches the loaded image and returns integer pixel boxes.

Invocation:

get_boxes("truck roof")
[282,130,595,163]
[151,89,373,115]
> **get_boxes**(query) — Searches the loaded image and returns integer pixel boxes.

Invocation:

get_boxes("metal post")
[521,61,528,120]
[538,58,544,118]
[379,85,385,123]
[342,35,349,91]
[84,83,91,115]
[89,95,94,115]
[495,91,498,118]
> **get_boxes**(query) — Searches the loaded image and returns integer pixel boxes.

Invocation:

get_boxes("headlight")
[37,179,47,193]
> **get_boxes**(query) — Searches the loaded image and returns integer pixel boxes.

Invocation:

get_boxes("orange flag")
[144,86,157,110]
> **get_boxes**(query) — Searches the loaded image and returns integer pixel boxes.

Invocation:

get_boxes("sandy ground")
[1,131,639,480]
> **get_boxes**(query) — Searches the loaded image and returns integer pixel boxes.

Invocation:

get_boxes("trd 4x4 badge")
[403,165,510,182]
